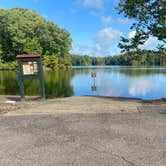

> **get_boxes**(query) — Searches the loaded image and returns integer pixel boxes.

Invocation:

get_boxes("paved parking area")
[0,109,166,166]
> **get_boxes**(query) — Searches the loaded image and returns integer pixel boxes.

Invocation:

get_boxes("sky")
[0,0,163,56]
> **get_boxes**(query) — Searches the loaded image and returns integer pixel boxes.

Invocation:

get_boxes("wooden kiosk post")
[16,54,45,99]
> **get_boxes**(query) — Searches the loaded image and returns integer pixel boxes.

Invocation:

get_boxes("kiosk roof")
[16,54,41,58]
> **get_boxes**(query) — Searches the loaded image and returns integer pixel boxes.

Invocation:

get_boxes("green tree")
[23,38,42,54]
[0,8,72,68]
[43,55,58,70]
[117,0,166,50]
[118,30,149,52]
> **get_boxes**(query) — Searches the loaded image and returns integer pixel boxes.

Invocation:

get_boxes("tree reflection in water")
[0,70,74,98]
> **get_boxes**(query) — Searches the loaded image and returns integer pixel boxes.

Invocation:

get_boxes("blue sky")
[0,0,162,56]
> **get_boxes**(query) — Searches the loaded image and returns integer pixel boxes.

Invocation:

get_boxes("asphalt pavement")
[0,109,166,166]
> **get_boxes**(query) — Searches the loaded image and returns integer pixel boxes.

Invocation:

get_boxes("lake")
[0,66,166,100]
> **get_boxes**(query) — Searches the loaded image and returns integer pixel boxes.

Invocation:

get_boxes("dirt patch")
[0,102,37,114]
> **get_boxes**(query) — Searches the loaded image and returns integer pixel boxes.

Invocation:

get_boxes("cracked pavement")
[0,97,166,166]
[0,111,166,165]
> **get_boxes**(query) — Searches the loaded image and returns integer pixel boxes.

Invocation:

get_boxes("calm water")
[0,66,166,100]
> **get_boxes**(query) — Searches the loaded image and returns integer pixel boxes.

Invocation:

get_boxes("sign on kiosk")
[21,61,38,75]
[16,54,45,99]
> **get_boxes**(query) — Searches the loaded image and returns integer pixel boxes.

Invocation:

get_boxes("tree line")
[71,50,166,66]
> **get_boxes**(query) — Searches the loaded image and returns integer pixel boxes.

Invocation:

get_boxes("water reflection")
[96,76,121,97]
[119,67,166,76]
[0,71,19,95]
[72,67,166,99]
[128,78,156,96]
[91,72,97,91]
[0,70,73,98]
[45,70,73,98]
[1,66,166,99]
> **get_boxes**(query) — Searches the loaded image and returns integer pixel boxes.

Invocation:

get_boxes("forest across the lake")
[71,50,166,66]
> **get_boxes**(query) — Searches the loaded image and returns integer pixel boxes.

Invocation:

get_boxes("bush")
[43,55,58,70]
[0,61,17,70]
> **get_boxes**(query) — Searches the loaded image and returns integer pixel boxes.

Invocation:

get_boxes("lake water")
[0,66,166,100]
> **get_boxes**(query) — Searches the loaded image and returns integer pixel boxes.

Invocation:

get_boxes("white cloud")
[101,16,112,24]
[140,36,159,50]
[93,27,122,56]
[83,0,104,10]
[128,30,136,39]
[95,28,122,46]
[71,28,122,56]
[128,30,162,50]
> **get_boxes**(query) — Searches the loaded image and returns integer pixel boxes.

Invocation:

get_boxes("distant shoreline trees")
[71,50,166,66]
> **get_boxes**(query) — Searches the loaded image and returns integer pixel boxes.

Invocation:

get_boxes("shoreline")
[0,95,166,116]
[1,94,166,103]
[1,65,166,71]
